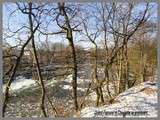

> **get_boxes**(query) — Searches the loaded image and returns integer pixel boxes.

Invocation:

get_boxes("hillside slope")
[81,81,158,118]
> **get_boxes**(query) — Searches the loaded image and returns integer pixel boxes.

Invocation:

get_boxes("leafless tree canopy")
[2,1,157,117]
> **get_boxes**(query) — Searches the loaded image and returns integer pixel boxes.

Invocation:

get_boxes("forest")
[2,1,158,118]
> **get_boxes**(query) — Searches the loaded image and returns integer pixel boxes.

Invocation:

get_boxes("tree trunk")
[124,43,129,89]
[94,44,104,106]
[58,2,78,111]
[28,2,47,117]
[31,39,47,117]
[2,27,38,117]
[104,65,112,100]
[69,39,79,111]
[118,48,126,93]
[140,44,146,83]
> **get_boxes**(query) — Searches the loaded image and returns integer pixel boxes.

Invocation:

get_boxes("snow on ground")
[61,84,87,92]
[81,81,158,118]
[45,78,58,86]
[86,82,116,101]
[62,74,91,84]
[59,74,91,92]
[3,76,36,93]
[3,76,60,93]
[3,74,91,93]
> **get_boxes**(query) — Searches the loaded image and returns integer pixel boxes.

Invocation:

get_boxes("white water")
[3,76,36,92]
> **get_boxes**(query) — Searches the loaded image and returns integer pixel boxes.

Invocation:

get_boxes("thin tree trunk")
[94,45,100,106]
[31,39,47,117]
[104,65,112,100]
[28,2,47,117]
[58,2,78,111]
[80,82,92,110]
[69,40,79,111]
[118,48,126,93]
[2,27,38,117]
[99,85,104,103]
[124,43,129,89]
[94,44,104,106]
[2,49,26,117]
[140,43,146,83]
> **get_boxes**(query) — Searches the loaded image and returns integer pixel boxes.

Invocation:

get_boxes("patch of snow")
[3,76,36,93]
[87,83,116,101]
[62,74,91,84]
[77,87,87,92]
[3,74,91,93]
[81,81,158,118]
[60,84,87,92]
[61,85,72,90]
[87,92,97,101]
[63,74,73,83]
[45,78,58,86]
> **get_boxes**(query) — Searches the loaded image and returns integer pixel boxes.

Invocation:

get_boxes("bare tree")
[2,2,48,117]
[2,24,40,117]
[106,2,149,93]
[56,2,79,111]
[28,2,47,117]
[82,16,104,106]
